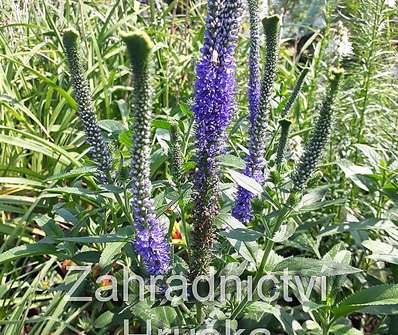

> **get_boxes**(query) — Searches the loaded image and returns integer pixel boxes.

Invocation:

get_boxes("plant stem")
[357,0,381,144]
[230,194,296,319]
[106,172,134,225]
[196,302,203,324]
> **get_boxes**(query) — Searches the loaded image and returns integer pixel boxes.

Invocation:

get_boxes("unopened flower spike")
[276,118,292,169]
[247,0,261,126]
[231,0,261,224]
[122,31,170,276]
[63,28,112,183]
[291,68,344,191]
[169,121,184,184]
[276,67,309,168]
[233,15,281,224]
[189,0,243,279]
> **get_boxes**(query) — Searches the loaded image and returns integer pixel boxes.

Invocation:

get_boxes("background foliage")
[0,0,397,334]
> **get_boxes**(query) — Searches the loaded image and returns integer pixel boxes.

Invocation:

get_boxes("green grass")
[0,0,398,334]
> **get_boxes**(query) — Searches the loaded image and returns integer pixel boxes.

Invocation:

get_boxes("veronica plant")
[123,32,170,276]
[233,15,281,224]
[232,0,261,224]
[246,0,261,126]
[189,0,243,278]
[169,121,184,185]
[291,68,344,191]
[231,67,344,320]
[63,29,112,183]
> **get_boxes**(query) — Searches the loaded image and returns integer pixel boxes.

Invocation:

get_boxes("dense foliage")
[0,1,397,334]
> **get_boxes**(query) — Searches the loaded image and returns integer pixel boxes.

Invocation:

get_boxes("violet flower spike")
[233,15,281,224]
[123,32,170,276]
[189,0,243,279]
[232,0,261,223]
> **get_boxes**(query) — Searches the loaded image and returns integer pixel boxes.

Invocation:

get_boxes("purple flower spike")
[123,32,170,276]
[232,0,262,223]
[233,15,281,224]
[189,0,243,279]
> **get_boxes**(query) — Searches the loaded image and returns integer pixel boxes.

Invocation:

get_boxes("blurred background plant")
[0,0,397,334]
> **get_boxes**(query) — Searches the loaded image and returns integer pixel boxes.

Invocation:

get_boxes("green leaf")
[241,302,303,335]
[46,166,96,181]
[333,284,398,317]
[0,177,43,187]
[0,134,71,165]
[272,257,361,276]
[73,251,101,263]
[216,213,257,263]
[226,168,263,196]
[152,118,172,130]
[298,198,346,212]
[362,240,398,265]
[329,318,363,335]
[0,55,77,109]
[219,228,263,242]
[99,242,126,268]
[319,219,397,238]
[337,159,373,175]
[0,195,36,205]
[297,186,328,210]
[355,144,381,166]
[98,119,127,135]
[46,187,101,203]
[323,245,353,295]
[337,159,373,191]
[130,302,177,329]
[118,130,133,147]
[272,220,297,243]
[55,207,78,225]
[56,226,134,244]
[151,149,166,177]
[94,311,114,328]
[54,234,130,244]
[220,154,246,169]
[0,127,81,167]
[0,243,59,264]
[220,261,248,276]
[33,215,64,238]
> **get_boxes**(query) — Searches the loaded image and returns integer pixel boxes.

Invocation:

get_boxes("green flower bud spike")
[291,68,344,191]
[122,31,171,275]
[123,31,154,71]
[276,118,292,169]
[252,15,281,151]
[248,15,281,183]
[121,31,154,208]
[276,68,309,169]
[63,28,112,183]
[169,121,184,184]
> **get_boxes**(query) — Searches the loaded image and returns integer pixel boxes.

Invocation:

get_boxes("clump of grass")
[0,1,397,334]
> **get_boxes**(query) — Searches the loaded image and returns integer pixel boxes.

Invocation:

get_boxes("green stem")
[196,302,203,325]
[106,172,134,225]
[357,0,381,144]
[179,198,190,249]
[175,306,185,327]
[351,0,382,208]
[230,195,296,319]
